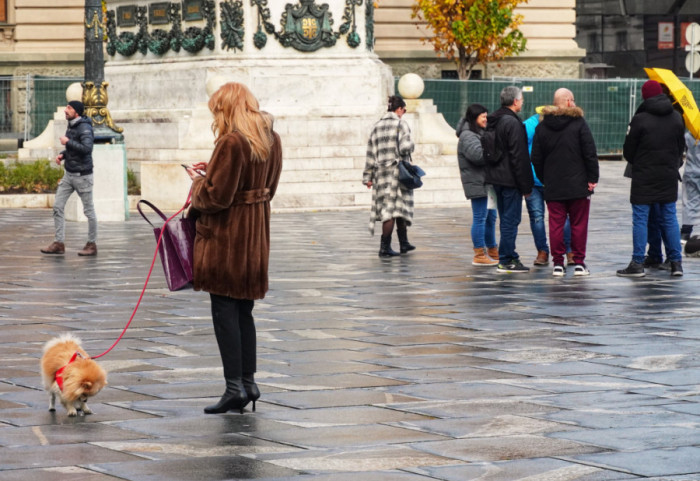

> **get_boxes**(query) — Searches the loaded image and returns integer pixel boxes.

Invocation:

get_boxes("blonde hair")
[208,82,273,162]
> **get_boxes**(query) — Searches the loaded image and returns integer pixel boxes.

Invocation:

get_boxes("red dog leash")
[90,191,192,360]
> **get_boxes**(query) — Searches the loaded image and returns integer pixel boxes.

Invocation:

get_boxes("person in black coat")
[617,80,685,277]
[531,88,599,277]
[484,86,534,273]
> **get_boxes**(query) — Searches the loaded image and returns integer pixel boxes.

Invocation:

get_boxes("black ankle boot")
[396,227,415,254]
[379,235,400,257]
[242,373,261,412]
[204,378,249,414]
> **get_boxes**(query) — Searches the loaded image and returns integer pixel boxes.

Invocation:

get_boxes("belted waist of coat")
[233,188,271,205]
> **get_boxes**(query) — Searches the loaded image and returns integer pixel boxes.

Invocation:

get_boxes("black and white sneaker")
[552,265,565,277]
[671,261,683,277]
[496,260,530,274]
[643,255,662,269]
[616,260,645,277]
[573,264,590,276]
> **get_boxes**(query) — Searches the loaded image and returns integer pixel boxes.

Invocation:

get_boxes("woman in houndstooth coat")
[363,95,416,257]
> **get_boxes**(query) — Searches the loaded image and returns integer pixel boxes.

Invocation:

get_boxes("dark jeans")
[632,203,681,264]
[547,197,591,266]
[494,185,523,264]
[210,294,256,379]
[470,196,497,249]
[525,186,549,253]
[646,203,670,261]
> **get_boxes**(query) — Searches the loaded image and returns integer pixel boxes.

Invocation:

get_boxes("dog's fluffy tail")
[42,333,83,353]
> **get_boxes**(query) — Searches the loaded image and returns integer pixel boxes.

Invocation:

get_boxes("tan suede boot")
[472,248,498,266]
[534,250,549,266]
[487,246,499,261]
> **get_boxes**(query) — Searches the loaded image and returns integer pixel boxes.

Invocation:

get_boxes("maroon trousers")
[546,197,591,266]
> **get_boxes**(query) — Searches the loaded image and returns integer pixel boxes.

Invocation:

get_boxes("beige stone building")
[0,0,583,78]
[0,0,83,76]
[376,0,584,79]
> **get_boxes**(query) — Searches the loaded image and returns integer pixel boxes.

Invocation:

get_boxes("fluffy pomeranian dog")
[40,334,107,416]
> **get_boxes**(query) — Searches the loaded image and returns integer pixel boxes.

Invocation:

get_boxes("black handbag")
[398,160,426,189]
[396,125,425,189]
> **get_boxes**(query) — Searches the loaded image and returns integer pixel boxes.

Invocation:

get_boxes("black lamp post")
[83,0,123,143]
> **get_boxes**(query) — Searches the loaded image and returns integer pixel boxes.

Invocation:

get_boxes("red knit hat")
[642,80,663,100]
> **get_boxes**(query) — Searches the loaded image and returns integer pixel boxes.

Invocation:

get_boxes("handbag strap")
[396,121,411,164]
[137,199,168,228]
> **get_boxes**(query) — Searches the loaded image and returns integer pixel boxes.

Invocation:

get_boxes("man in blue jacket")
[41,100,98,256]
[484,86,534,273]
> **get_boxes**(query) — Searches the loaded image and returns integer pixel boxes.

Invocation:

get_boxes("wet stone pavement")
[0,160,699,481]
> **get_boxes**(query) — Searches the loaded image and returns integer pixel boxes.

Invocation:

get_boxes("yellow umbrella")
[645,67,700,140]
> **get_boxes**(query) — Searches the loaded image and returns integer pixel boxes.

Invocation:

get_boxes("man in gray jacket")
[41,100,98,256]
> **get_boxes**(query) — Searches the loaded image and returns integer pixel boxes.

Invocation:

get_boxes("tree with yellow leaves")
[411,0,528,80]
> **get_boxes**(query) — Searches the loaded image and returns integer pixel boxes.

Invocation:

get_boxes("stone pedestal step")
[272,153,466,211]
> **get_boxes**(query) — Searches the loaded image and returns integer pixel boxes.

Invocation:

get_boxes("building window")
[588,32,600,52]
[0,0,6,23]
[616,31,628,50]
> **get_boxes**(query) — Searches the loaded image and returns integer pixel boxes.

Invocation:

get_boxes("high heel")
[242,373,260,412]
[204,378,248,414]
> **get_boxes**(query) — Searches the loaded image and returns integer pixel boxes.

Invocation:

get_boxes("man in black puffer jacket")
[40,100,98,256]
[484,86,534,273]
[531,88,599,277]
[617,80,685,277]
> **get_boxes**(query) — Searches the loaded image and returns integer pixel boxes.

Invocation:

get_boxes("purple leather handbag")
[137,199,196,291]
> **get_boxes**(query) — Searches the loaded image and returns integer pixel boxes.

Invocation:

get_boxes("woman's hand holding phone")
[182,163,206,179]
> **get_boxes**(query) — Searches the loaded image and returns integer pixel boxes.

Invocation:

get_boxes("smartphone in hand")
[182,164,205,176]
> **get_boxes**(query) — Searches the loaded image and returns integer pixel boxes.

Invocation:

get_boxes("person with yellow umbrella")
[617,80,686,277]
[644,68,700,253]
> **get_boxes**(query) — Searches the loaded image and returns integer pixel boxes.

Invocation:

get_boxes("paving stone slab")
[93,433,303,461]
[391,413,577,439]
[0,443,143,470]
[409,434,606,462]
[1,467,125,481]
[412,457,641,481]
[249,445,456,474]
[261,388,424,409]
[89,456,299,481]
[248,423,448,449]
[551,425,700,451]
[568,446,700,477]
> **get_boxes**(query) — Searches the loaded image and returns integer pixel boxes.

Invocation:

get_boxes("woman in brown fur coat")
[186,82,282,414]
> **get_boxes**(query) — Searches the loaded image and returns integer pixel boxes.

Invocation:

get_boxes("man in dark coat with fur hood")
[617,80,685,277]
[531,88,599,277]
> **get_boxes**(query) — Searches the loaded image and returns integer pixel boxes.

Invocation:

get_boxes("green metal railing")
[0,76,82,141]
[403,77,700,155]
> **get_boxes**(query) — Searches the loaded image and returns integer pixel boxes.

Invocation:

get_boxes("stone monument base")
[66,143,128,222]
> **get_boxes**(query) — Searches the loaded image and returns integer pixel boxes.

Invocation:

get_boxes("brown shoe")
[41,241,65,255]
[77,242,97,256]
[487,246,499,261]
[534,250,549,266]
[566,252,575,265]
[472,248,498,267]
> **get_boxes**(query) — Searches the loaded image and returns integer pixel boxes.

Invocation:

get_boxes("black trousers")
[210,294,256,379]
